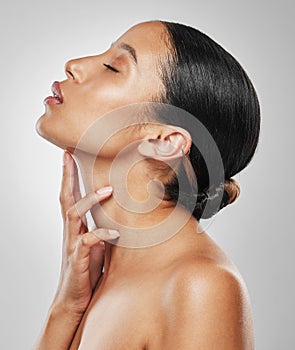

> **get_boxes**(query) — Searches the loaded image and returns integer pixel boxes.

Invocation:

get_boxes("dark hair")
[157,21,260,220]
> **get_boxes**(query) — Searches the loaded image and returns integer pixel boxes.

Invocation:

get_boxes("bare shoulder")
[159,254,254,350]
[170,255,249,303]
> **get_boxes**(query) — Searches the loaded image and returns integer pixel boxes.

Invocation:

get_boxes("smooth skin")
[34,21,254,349]
[34,152,121,349]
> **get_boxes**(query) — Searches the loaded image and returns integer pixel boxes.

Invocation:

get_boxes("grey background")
[0,0,294,349]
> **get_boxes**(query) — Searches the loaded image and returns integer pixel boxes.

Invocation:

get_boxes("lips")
[44,81,64,105]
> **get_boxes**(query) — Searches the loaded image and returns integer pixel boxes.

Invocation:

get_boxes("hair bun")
[192,179,240,220]
[224,178,240,204]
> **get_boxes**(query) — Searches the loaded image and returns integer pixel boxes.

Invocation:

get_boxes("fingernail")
[96,186,113,196]
[63,151,70,165]
[108,229,120,238]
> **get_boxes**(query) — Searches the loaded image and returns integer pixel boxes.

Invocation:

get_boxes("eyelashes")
[103,63,119,73]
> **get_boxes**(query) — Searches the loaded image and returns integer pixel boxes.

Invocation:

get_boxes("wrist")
[49,301,85,324]
[33,301,84,349]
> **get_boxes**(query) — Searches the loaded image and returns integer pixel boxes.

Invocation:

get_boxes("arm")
[34,151,119,350]
[162,263,254,350]
[34,304,84,350]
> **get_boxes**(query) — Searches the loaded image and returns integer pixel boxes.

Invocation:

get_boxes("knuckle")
[60,192,72,203]
[66,206,79,221]
[81,235,88,246]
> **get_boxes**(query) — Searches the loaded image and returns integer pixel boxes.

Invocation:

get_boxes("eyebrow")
[112,42,138,64]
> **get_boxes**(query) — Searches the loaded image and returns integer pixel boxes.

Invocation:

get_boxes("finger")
[71,156,86,225]
[92,228,120,241]
[65,186,113,227]
[71,156,82,203]
[60,151,75,219]
[89,242,105,289]
[75,229,120,260]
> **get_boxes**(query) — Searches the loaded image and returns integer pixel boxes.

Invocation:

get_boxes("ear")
[137,126,192,162]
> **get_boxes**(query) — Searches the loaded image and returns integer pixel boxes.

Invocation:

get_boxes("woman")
[34,20,260,349]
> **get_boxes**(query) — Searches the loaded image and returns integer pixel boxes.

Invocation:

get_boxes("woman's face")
[36,21,168,152]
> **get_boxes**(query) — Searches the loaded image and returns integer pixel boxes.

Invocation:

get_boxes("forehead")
[114,21,169,60]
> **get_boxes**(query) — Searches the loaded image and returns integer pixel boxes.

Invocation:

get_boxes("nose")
[65,58,82,82]
[64,56,96,83]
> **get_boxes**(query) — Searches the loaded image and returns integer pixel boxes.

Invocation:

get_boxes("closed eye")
[103,63,119,73]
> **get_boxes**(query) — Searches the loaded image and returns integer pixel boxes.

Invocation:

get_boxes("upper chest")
[70,276,165,350]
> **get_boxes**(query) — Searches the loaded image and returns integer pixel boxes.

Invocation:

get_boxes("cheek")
[72,113,143,157]
[80,81,133,116]
[97,127,141,158]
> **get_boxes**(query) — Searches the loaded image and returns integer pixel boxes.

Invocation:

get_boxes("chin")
[35,114,70,150]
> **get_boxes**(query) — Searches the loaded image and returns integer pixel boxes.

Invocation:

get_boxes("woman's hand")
[53,151,119,316]
[34,151,119,349]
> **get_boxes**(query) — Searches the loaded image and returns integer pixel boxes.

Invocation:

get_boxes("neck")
[72,149,200,277]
